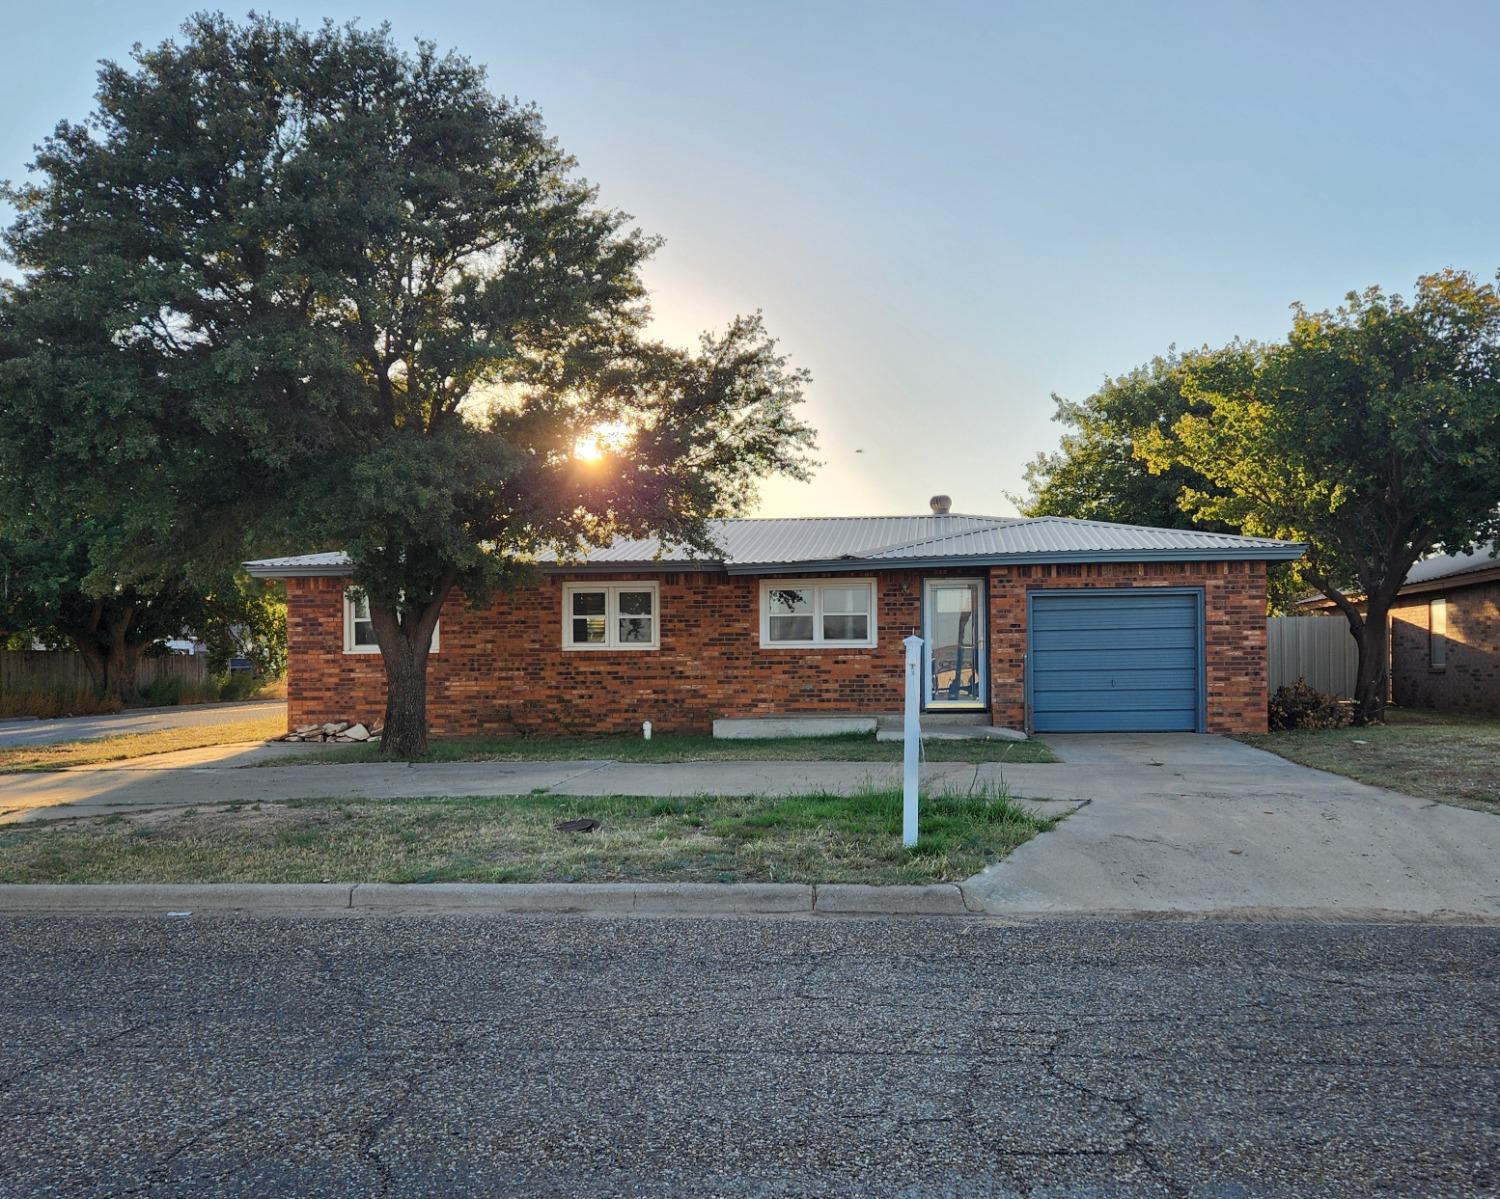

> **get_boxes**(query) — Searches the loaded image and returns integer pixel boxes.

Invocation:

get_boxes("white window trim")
[343,592,440,655]
[759,578,878,649]
[562,581,661,651]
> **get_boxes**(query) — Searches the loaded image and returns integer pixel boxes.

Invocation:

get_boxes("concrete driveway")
[0,699,285,747]
[967,732,1500,919]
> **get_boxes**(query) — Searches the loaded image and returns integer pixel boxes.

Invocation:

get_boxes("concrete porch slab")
[712,716,877,739]
[875,717,1027,742]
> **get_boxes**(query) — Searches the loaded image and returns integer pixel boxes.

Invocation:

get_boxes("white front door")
[923,579,986,709]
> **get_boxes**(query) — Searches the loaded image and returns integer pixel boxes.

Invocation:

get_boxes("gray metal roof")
[244,514,1303,578]
[241,550,354,577]
[1403,542,1500,588]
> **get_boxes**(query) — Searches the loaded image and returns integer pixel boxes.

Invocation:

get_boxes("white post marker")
[902,634,923,848]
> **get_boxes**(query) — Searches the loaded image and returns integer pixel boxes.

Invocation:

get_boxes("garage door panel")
[1030,592,1202,733]
[1031,668,1198,691]
[1029,647,1199,671]
[1035,607,1197,631]
[1030,626,1199,652]
[1028,688,1200,712]
[1042,709,1207,733]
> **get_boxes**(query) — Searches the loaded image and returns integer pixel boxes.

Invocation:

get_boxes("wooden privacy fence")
[1267,616,1358,698]
[0,650,210,697]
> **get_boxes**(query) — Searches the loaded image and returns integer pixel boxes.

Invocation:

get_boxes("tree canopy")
[1140,270,1500,722]
[0,15,814,751]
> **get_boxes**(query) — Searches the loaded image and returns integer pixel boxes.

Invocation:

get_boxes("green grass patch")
[1241,707,1500,813]
[0,784,1058,885]
[265,730,1057,767]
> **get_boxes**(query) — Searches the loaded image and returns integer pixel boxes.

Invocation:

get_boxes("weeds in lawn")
[0,782,1059,886]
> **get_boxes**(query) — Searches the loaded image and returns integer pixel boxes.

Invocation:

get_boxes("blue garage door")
[1029,592,1202,733]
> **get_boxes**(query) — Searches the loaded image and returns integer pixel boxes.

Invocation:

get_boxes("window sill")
[563,644,660,653]
[759,641,878,651]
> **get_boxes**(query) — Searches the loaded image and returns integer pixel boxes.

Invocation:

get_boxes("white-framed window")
[343,591,440,655]
[759,578,877,649]
[1429,597,1447,669]
[562,582,660,650]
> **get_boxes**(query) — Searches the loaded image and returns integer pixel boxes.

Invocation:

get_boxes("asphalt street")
[1,914,1496,1198]
[0,700,285,748]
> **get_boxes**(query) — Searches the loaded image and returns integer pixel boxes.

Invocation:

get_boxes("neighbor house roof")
[1295,540,1500,608]
[244,514,1304,578]
[1399,541,1500,591]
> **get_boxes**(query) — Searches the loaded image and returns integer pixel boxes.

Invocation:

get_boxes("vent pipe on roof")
[929,495,952,515]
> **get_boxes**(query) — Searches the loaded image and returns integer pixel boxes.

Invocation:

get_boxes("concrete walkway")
[966,733,1500,919]
[0,699,285,748]
[0,743,1022,824]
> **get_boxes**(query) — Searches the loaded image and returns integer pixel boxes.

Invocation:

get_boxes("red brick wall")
[289,570,937,736]
[985,560,1269,734]
[1389,582,1500,716]
[285,559,1271,736]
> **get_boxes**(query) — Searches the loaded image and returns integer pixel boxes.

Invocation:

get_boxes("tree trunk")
[68,634,140,706]
[379,635,432,757]
[368,586,449,759]
[1349,600,1391,726]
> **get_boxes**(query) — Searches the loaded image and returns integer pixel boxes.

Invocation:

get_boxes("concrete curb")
[0,881,968,917]
[0,883,356,912]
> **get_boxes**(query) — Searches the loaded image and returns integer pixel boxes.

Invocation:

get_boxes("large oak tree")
[1,15,814,753]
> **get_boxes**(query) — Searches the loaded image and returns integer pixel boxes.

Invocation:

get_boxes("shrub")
[1268,679,1351,731]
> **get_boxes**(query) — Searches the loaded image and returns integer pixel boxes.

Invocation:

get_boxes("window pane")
[768,614,815,642]
[572,616,606,644]
[618,590,654,616]
[352,620,378,646]
[822,614,869,642]
[571,591,607,616]
[767,588,811,615]
[1430,598,1447,667]
[352,594,372,621]
[821,586,870,616]
[618,616,654,644]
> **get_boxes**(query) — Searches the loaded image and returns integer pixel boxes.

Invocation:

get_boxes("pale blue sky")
[4,2,1497,517]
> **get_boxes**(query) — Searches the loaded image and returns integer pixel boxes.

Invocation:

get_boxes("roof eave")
[727,545,1306,575]
[243,562,354,579]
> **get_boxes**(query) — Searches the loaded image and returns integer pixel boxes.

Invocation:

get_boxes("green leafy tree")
[1,15,813,754]
[0,529,210,702]
[1018,346,1305,611]
[1140,271,1500,724]
[1018,349,1251,529]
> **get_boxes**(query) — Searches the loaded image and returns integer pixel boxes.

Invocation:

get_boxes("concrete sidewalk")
[0,749,1034,824]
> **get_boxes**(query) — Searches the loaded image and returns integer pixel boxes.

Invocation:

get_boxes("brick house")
[1384,544,1500,716]
[245,505,1303,738]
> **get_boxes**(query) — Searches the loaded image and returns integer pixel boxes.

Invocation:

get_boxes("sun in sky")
[572,421,630,462]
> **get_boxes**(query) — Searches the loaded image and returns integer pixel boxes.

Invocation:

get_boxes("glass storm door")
[923,580,985,709]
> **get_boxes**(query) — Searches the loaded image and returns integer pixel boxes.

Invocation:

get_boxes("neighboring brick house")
[245,505,1302,737]
[1385,545,1500,716]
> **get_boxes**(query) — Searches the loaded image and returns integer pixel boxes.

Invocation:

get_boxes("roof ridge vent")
[929,495,952,515]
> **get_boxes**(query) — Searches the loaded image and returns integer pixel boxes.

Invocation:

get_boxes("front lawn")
[262,731,1057,766]
[1242,708,1500,812]
[0,785,1057,886]
[0,713,289,773]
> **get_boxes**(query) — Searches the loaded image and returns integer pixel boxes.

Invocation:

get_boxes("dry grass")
[264,731,1058,767]
[0,714,287,773]
[0,785,1057,885]
[1242,707,1500,813]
